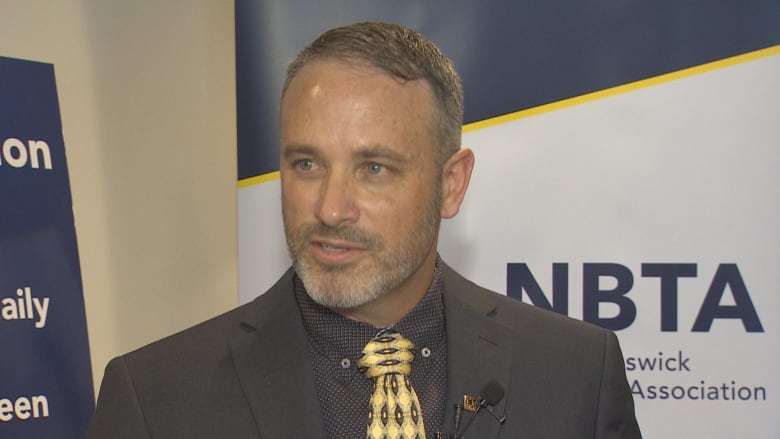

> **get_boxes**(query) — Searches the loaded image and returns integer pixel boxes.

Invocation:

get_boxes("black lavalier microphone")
[455,381,507,437]
[480,381,505,407]
[481,382,507,424]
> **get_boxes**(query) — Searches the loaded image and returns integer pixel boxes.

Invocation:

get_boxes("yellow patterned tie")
[358,331,426,439]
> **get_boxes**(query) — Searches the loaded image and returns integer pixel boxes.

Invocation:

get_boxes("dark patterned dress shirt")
[294,258,448,439]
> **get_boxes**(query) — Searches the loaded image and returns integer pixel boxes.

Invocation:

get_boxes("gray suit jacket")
[88,264,641,438]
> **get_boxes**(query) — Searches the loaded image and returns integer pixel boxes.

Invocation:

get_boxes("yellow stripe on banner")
[237,45,779,187]
[463,44,780,133]
[238,170,280,188]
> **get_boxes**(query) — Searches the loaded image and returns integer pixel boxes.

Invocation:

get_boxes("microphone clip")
[485,405,507,424]
[453,382,508,437]
[462,394,480,413]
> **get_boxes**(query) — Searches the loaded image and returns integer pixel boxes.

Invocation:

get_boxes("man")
[89,22,641,438]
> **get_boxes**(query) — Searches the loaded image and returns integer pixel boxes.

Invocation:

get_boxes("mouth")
[309,238,367,263]
[312,238,365,251]
[319,242,349,252]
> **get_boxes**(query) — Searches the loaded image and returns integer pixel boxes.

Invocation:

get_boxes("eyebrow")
[282,143,412,164]
[353,145,411,164]
[282,143,320,160]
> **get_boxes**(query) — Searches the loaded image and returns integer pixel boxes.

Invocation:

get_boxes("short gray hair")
[282,21,464,164]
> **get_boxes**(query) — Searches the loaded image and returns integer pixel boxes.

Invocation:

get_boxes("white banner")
[439,48,779,438]
[238,48,780,437]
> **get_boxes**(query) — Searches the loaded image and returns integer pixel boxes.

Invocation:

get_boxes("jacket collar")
[442,264,513,439]
[229,268,326,438]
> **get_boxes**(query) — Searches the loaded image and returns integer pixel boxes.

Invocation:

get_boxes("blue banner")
[0,56,94,438]
[235,0,780,179]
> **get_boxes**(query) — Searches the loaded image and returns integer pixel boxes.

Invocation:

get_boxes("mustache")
[298,223,380,249]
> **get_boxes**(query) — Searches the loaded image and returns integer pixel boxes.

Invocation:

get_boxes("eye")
[294,159,315,172]
[366,162,385,175]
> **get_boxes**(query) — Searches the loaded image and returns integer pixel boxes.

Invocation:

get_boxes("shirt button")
[341,358,351,369]
[421,347,431,358]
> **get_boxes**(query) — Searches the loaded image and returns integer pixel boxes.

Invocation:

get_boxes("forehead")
[280,59,437,147]
[282,58,433,105]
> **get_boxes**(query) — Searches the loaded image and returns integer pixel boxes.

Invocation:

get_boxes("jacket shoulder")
[117,268,296,372]
[443,263,610,339]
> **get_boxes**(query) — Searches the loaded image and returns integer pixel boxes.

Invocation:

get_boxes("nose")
[314,171,359,228]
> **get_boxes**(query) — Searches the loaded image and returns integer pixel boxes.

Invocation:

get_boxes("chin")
[297,263,394,309]
[306,282,385,310]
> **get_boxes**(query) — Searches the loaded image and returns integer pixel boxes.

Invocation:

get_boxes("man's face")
[280,59,442,310]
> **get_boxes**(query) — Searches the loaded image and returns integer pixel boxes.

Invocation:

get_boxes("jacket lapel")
[229,269,326,438]
[443,265,513,439]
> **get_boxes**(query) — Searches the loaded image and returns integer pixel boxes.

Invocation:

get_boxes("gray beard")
[283,189,442,310]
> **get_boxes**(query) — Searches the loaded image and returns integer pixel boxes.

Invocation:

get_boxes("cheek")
[368,174,439,216]
[282,179,335,230]
[281,181,309,218]
[360,187,429,231]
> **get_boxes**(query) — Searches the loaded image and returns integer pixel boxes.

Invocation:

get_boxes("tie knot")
[357,331,416,379]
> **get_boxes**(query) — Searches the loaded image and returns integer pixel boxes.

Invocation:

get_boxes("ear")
[440,148,475,219]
